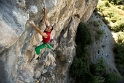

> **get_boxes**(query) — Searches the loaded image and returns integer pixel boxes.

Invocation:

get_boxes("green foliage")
[97,0,124,32]
[97,29,104,34]
[90,59,106,76]
[69,57,95,83]
[113,32,124,68]
[90,59,120,83]
[76,22,92,46]
[94,76,105,83]
[122,6,124,10]
[76,42,87,58]
[69,22,93,83]
[70,58,89,77]
[112,22,124,32]
[108,0,123,5]
[104,72,120,83]
[105,1,110,7]
[117,33,124,43]
[95,29,104,40]
[114,33,124,67]
[69,22,120,83]
[107,12,114,18]
[69,50,94,83]
[114,43,124,67]
[93,21,99,27]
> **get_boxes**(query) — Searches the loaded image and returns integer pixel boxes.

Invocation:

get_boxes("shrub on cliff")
[69,22,93,83]
[76,22,92,46]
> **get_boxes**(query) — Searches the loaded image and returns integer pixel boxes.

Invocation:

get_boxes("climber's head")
[45,26,53,32]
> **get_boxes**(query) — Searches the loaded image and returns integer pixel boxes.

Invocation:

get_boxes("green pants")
[35,43,52,55]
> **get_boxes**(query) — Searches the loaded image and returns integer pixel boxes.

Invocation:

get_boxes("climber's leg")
[46,43,52,49]
[35,44,47,55]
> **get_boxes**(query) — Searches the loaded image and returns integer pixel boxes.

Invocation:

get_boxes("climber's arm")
[29,21,47,37]
[43,7,50,27]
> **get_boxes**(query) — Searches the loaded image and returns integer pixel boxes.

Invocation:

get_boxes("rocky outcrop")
[0,0,97,83]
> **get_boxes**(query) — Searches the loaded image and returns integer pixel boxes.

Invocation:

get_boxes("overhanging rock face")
[0,0,98,83]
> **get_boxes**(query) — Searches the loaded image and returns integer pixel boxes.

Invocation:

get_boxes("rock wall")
[0,0,98,83]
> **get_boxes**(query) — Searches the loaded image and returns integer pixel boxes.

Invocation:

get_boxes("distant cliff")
[0,0,97,83]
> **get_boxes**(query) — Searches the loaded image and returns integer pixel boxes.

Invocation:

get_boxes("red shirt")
[42,31,51,43]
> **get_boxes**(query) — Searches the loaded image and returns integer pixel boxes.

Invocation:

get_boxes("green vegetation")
[69,22,93,83]
[114,33,124,68]
[69,22,120,83]
[95,29,104,40]
[90,59,106,76]
[104,72,120,83]
[105,1,110,7]
[97,0,124,78]
[91,59,119,83]
[76,22,92,46]
[97,0,124,32]
[108,0,123,5]
[93,21,99,27]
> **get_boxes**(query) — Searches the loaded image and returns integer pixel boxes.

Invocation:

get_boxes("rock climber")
[29,7,53,56]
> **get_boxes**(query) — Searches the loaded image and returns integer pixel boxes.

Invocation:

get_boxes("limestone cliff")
[0,0,97,83]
